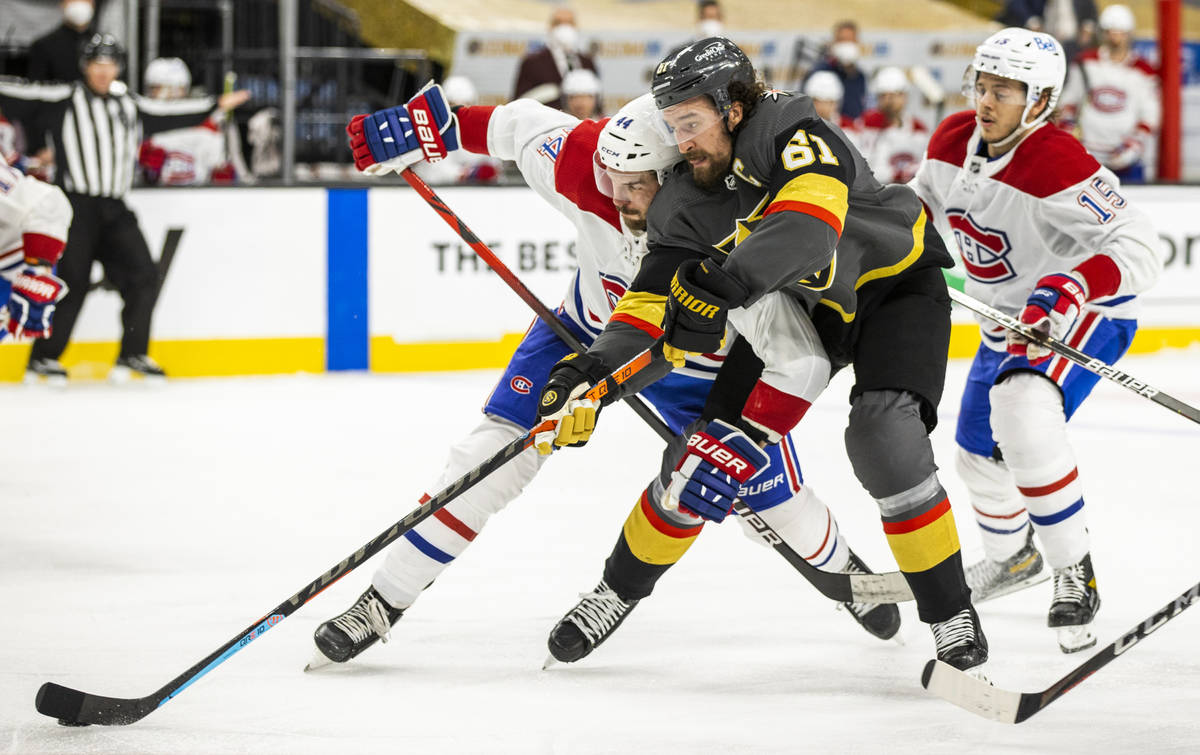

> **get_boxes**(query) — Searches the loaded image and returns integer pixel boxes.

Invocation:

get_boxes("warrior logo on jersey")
[537,128,571,162]
[946,209,1016,283]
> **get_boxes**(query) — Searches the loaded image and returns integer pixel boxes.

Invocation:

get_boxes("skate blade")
[1055,624,1097,654]
[24,374,68,389]
[891,632,907,647]
[541,654,559,671]
[303,648,336,672]
[972,569,1051,603]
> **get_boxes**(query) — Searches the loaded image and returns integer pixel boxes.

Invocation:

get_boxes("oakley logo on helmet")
[694,42,727,63]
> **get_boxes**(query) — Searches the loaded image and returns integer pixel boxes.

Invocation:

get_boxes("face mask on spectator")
[697,19,724,38]
[550,23,580,52]
[63,1,94,27]
[831,40,860,66]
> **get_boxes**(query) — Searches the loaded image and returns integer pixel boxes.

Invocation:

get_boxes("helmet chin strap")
[988,99,1050,151]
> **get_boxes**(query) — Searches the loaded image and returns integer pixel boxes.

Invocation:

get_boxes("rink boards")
[1,184,1198,380]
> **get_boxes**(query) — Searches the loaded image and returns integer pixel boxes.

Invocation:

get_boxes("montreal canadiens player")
[911,28,1162,652]
[307,86,899,669]
[0,153,70,351]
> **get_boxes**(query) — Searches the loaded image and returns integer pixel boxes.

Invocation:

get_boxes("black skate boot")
[110,354,167,384]
[1048,553,1101,654]
[25,357,68,387]
[931,605,988,677]
[546,579,638,666]
[965,527,1048,603]
[310,586,404,666]
[840,551,902,640]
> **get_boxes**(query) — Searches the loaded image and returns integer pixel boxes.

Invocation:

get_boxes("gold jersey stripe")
[817,209,928,323]
[612,290,668,330]
[769,173,849,227]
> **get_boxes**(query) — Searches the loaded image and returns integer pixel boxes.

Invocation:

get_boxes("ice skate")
[1048,553,1100,653]
[964,528,1048,602]
[25,358,68,388]
[307,586,404,669]
[110,354,167,384]
[545,579,638,667]
[839,550,902,641]
[931,605,989,679]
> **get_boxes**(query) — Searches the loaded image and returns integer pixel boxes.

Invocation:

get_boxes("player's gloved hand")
[664,419,769,522]
[1007,272,1087,365]
[346,81,459,175]
[1108,136,1143,170]
[1,265,67,342]
[662,259,748,368]
[534,352,614,455]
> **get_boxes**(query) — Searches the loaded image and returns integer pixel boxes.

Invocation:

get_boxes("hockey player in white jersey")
[308,86,900,668]
[912,28,1162,652]
[0,153,70,347]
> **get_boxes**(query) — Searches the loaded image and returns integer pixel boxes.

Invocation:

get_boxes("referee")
[0,33,248,382]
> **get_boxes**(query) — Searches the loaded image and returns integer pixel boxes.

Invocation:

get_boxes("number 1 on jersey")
[782,129,839,171]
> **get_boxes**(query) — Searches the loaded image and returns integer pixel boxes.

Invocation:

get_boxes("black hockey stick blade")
[36,683,154,726]
[732,501,913,603]
[922,580,1200,723]
[947,288,1200,425]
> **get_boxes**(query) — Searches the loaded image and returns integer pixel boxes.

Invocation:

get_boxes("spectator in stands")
[805,20,868,118]
[137,58,239,186]
[1000,0,1098,61]
[413,76,500,186]
[1060,4,1158,183]
[804,70,847,125]
[696,0,725,39]
[562,69,602,120]
[27,0,97,84]
[861,67,929,184]
[512,6,599,112]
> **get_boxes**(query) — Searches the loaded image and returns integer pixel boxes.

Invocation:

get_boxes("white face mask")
[831,40,860,66]
[63,1,94,27]
[697,19,724,38]
[550,23,580,52]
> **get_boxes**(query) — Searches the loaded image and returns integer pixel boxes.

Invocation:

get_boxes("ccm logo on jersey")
[946,209,1017,283]
[687,433,749,476]
[412,109,445,162]
[510,375,534,394]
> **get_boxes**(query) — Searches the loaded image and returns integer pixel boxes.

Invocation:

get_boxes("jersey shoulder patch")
[552,118,620,230]
[992,125,1100,198]
[925,110,975,167]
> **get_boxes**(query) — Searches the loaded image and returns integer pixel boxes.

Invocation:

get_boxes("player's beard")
[688,148,732,190]
[619,208,647,233]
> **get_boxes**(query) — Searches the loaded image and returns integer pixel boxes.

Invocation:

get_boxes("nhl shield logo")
[945,209,1017,283]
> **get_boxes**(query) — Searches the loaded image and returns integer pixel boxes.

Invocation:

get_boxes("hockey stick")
[400,167,912,604]
[921,580,1200,723]
[948,288,1200,425]
[33,344,662,727]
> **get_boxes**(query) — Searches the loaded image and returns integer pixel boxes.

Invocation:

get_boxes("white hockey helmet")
[1099,4,1136,33]
[562,68,601,97]
[872,66,909,95]
[968,27,1066,140]
[594,93,681,193]
[804,70,844,102]
[144,57,191,95]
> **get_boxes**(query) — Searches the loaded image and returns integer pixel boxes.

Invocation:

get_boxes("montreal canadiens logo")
[511,375,534,394]
[1090,86,1127,113]
[945,209,1017,284]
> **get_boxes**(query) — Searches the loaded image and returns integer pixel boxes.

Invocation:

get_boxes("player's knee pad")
[954,446,1016,513]
[735,484,848,569]
[844,389,937,500]
[436,414,545,531]
[990,372,1068,472]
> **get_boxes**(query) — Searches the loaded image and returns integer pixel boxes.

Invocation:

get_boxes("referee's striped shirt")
[0,78,214,199]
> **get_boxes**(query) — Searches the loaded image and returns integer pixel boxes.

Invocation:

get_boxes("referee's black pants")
[30,193,159,363]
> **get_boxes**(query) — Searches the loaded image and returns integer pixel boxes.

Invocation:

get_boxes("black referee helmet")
[79,33,125,71]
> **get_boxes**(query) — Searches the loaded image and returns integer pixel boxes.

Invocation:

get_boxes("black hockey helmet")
[651,36,755,115]
[79,33,125,70]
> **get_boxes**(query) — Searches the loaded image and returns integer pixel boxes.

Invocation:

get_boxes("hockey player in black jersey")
[541,38,989,675]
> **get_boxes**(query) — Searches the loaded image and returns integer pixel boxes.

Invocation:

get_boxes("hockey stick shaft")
[922,580,1200,723]
[948,288,1200,425]
[402,168,911,604]
[33,345,662,727]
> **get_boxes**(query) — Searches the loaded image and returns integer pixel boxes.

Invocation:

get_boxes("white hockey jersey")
[1060,48,1159,170]
[0,155,72,275]
[139,120,230,185]
[859,110,930,184]
[457,99,727,379]
[912,111,1161,350]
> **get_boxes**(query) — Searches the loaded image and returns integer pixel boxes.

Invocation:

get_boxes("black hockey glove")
[535,352,614,454]
[662,259,749,365]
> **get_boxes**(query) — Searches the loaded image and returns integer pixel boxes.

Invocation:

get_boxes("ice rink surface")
[2,349,1199,754]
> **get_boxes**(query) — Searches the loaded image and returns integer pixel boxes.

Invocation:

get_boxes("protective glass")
[656,100,724,146]
[961,66,1027,107]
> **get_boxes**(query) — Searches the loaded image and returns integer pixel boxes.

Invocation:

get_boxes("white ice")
[2,350,1199,754]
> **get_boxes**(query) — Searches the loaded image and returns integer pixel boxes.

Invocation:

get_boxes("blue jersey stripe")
[1028,498,1085,526]
[403,530,455,563]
